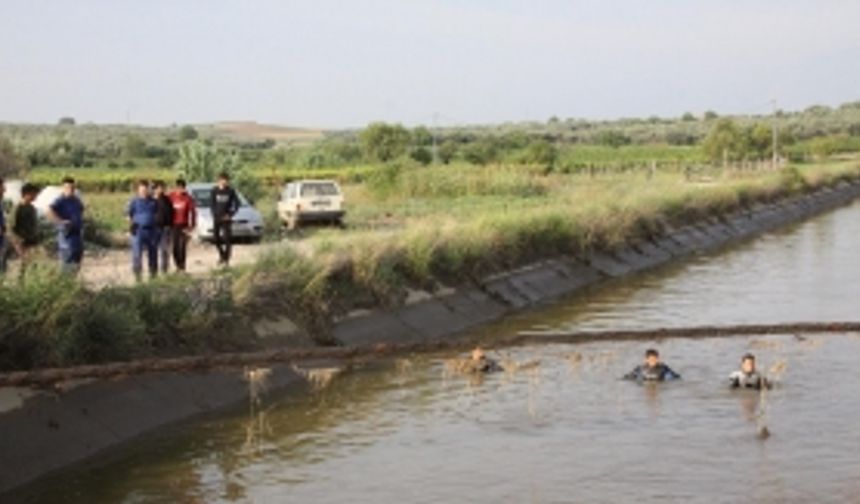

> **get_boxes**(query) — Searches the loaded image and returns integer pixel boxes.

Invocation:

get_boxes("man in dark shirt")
[0,177,6,274]
[10,183,41,276]
[153,180,174,273]
[209,172,240,266]
[623,348,681,382]
[127,180,159,281]
[48,177,85,274]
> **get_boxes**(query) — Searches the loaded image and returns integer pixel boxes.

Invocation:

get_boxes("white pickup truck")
[277,180,345,230]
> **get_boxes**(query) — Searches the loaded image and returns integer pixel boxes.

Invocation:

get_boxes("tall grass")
[2,161,858,372]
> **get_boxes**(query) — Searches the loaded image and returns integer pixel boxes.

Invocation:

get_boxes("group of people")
[466,346,769,390]
[622,348,769,389]
[0,171,242,281]
[126,178,197,280]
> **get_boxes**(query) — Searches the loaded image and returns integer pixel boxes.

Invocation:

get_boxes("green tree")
[704,110,719,121]
[747,123,773,159]
[57,117,76,126]
[522,139,557,167]
[178,125,199,141]
[174,141,261,201]
[461,138,499,165]
[703,118,746,163]
[595,130,631,148]
[123,135,147,158]
[360,122,411,162]
[410,146,433,165]
[438,140,458,164]
[0,136,29,177]
[412,126,433,147]
[681,112,696,122]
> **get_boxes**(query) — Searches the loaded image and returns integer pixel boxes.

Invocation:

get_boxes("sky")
[1,0,859,128]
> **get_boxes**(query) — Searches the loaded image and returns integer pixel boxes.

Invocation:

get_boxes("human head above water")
[741,353,756,374]
[62,176,76,196]
[645,348,660,367]
[471,347,486,361]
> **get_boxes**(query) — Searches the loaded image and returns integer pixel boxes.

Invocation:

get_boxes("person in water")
[623,348,681,382]
[729,353,770,390]
[464,347,504,374]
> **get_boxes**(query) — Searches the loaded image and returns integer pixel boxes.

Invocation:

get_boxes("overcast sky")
[2,0,858,127]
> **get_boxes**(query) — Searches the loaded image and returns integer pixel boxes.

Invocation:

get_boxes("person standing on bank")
[210,172,239,266]
[127,180,159,281]
[48,177,85,274]
[0,177,7,274]
[168,178,196,272]
[153,180,174,273]
[9,183,41,277]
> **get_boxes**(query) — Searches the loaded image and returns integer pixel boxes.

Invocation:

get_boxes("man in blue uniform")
[48,177,85,274]
[127,180,159,281]
[623,348,681,382]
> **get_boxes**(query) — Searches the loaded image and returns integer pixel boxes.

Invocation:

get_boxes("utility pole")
[432,112,439,164]
[771,99,779,169]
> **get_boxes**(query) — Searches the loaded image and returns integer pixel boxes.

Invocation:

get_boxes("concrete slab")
[632,240,673,266]
[395,298,474,339]
[482,276,533,309]
[651,235,691,257]
[438,288,509,326]
[612,245,663,272]
[554,257,604,287]
[333,311,416,346]
[584,251,632,277]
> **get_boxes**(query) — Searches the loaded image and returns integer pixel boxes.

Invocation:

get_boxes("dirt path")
[79,239,298,288]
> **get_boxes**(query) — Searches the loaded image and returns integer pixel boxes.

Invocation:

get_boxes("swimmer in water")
[464,347,504,374]
[623,348,681,382]
[729,353,770,390]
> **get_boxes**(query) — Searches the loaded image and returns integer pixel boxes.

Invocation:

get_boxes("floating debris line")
[1,321,859,388]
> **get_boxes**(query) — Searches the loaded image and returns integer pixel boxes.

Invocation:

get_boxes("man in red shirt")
[168,178,197,271]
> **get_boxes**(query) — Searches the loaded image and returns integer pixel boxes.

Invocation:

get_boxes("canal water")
[13,201,860,503]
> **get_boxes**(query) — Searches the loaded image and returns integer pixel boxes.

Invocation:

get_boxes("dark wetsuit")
[729,371,768,389]
[465,357,504,374]
[623,363,681,382]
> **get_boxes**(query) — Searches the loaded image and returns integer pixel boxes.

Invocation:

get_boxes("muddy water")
[14,201,860,503]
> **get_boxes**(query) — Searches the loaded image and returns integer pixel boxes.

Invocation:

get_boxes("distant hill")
[202,121,324,144]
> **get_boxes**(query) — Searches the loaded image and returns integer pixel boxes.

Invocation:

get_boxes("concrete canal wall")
[2,179,860,495]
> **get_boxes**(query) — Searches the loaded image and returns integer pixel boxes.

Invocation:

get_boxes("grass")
[2,159,859,372]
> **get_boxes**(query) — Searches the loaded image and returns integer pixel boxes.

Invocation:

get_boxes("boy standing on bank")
[48,177,85,274]
[153,180,174,273]
[210,172,239,266]
[168,179,196,272]
[9,183,41,276]
[0,178,6,274]
[127,180,159,281]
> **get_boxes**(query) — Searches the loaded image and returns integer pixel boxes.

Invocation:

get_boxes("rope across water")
[1,321,858,388]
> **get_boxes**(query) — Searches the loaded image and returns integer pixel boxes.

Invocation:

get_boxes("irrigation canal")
[9,199,860,503]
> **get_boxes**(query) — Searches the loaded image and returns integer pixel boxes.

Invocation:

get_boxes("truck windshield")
[301,183,339,197]
[190,188,249,208]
